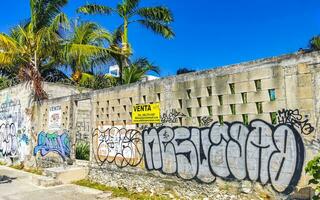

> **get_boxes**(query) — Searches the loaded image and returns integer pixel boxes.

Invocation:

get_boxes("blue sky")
[1,0,320,77]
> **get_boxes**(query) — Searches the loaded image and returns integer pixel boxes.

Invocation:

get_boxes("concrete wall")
[0,83,87,166]
[2,51,320,198]
[84,52,320,198]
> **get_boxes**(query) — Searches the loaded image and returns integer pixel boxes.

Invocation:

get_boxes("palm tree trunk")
[31,51,47,101]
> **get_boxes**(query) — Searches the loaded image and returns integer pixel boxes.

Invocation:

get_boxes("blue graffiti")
[20,133,29,145]
[34,131,70,160]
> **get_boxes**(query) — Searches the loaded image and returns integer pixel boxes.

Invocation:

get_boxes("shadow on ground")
[0,175,17,184]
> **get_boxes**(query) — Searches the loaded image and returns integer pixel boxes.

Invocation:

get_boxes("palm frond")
[30,0,68,31]
[0,33,20,51]
[137,6,173,23]
[77,4,113,15]
[122,58,160,84]
[0,52,16,66]
[124,0,140,15]
[50,12,70,31]
[310,36,320,51]
[66,44,116,61]
[137,20,174,39]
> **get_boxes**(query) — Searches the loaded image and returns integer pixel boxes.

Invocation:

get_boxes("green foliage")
[10,163,24,170]
[78,74,118,90]
[73,179,169,200]
[176,68,195,75]
[310,36,320,51]
[0,76,12,90]
[78,0,174,40]
[24,167,43,175]
[306,155,320,199]
[9,163,43,175]
[65,21,114,77]
[122,58,160,84]
[78,0,173,81]
[75,141,90,161]
[0,161,7,165]
[0,0,70,100]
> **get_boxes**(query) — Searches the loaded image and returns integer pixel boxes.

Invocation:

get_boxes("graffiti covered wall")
[34,131,71,160]
[93,125,143,168]
[143,120,304,194]
[0,95,30,160]
[3,51,318,197]
[85,52,320,198]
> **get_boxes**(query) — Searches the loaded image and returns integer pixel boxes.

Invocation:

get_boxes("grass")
[73,179,170,200]
[10,164,43,175]
[0,161,7,165]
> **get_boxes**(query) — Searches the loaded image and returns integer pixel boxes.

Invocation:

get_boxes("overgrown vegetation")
[10,163,43,175]
[75,141,90,161]
[0,0,175,100]
[74,179,169,200]
[0,161,7,165]
[305,155,320,200]
[176,67,196,75]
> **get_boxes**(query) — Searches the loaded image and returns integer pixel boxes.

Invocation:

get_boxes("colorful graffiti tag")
[34,131,71,160]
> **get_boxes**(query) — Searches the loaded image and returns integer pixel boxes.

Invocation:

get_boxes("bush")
[306,155,320,200]
[78,75,118,90]
[75,141,90,161]
[0,76,13,90]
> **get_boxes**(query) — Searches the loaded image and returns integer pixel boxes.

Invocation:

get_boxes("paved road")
[0,166,113,200]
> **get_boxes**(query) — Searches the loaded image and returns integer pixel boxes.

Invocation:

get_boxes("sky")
[1,0,320,77]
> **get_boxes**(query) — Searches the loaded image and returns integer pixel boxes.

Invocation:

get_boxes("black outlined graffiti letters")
[93,126,143,168]
[278,109,314,135]
[161,109,186,124]
[143,120,304,194]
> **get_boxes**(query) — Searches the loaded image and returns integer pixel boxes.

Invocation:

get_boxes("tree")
[176,67,196,75]
[77,0,174,83]
[309,36,320,51]
[64,21,115,83]
[0,0,69,101]
[122,58,159,84]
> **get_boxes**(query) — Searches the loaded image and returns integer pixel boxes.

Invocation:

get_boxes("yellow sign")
[132,103,160,124]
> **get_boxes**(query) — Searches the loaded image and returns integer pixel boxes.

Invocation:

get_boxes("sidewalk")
[0,166,112,200]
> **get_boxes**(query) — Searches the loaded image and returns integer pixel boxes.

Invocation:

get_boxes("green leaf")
[137,20,175,39]
[77,4,113,15]
[137,6,173,23]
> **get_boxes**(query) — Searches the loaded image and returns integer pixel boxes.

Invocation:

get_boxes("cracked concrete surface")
[0,166,114,200]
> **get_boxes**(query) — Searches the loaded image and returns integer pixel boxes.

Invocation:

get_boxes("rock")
[241,181,253,194]
[97,192,112,199]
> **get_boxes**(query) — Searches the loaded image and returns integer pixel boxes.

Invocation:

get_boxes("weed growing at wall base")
[305,155,320,200]
[75,141,90,161]
[10,163,43,175]
[73,179,170,200]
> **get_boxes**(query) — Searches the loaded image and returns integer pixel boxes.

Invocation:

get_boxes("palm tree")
[64,21,114,83]
[77,0,174,83]
[0,0,69,101]
[122,58,159,84]
[309,36,320,51]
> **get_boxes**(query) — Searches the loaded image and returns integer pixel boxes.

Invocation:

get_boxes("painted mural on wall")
[93,125,143,168]
[0,95,30,160]
[48,105,62,131]
[91,109,313,194]
[143,120,305,194]
[34,131,71,160]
